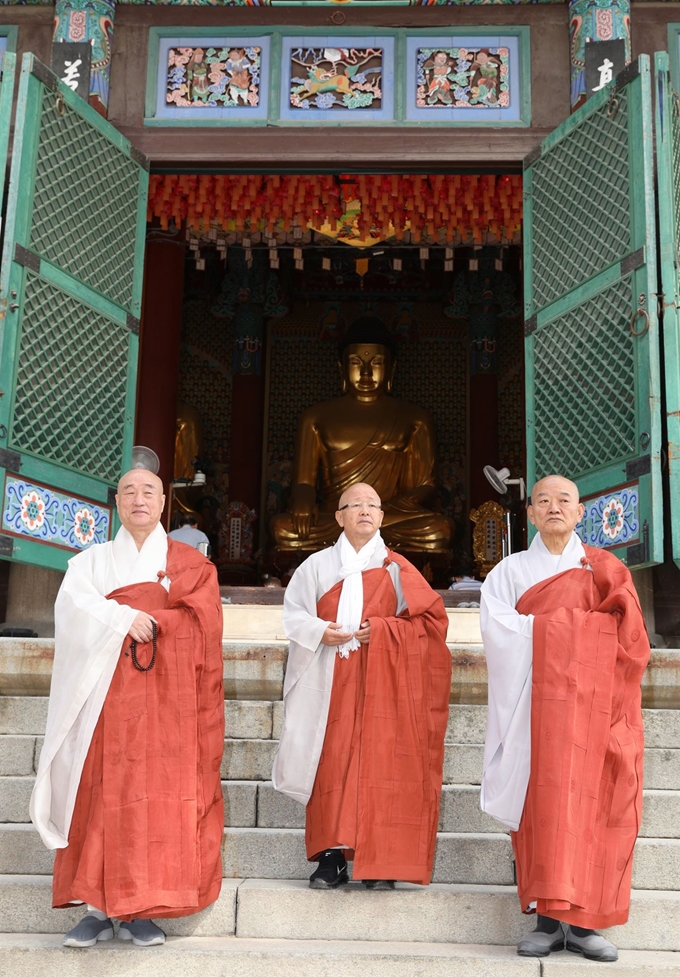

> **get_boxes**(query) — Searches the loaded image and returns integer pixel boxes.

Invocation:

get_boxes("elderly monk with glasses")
[272,482,451,890]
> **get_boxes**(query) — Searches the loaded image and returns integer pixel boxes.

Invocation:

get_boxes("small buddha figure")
[271,316,453,552]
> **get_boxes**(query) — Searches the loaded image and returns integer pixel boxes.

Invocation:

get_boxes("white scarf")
[334,530,382,658]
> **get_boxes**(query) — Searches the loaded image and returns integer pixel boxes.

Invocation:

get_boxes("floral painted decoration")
[73,507,96,546]
[416,47,509,108]
[601,497,625,541]
[20,491,45,532]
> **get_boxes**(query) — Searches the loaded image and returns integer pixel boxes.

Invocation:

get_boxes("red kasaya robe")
[53,540,225,921]
[305,551,451,885]
[512,545,650,928]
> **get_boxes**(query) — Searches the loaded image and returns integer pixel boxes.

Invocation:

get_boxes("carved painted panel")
[152,35,270,121]
[575,483,640,550]
[405,33,527,124]
[416,47,509,108]
[1,475,112,552]
[279,36,395,122]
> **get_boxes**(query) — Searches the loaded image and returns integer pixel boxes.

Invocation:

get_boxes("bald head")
[527,474,584,553]
[530,475,580,506]
[117,469,164,496]
[338,482,381,510]
[116,469,166,543]
[335,482,384,551]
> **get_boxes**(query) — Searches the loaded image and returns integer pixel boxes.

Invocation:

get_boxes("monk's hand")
[127,611,157,644]
[354,620,371,644]
[322,622,353,646]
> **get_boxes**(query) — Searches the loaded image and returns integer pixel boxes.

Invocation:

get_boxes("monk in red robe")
[272,482,451,889]
[480,475,650,963]
[31,469,224,948]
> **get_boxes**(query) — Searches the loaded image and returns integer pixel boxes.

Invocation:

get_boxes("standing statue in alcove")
[271,316,453,552]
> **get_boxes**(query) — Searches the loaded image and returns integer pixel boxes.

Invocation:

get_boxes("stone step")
[0,875,239,936]
[12,935,679,977]
[235,879,680,952]
[1,877,679,955]
[2,824,676,890]
[5,777,679,839]
[3,640,680,707]
[0,935,523,977]
[5,734,680,790]
[4,696,680,749]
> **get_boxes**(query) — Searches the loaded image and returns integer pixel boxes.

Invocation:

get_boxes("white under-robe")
[272,535,405,805]
[480,531,589,831]
[30,523,170,850]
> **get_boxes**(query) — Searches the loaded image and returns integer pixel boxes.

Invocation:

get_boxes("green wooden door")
[0,54,149,570]
[654,51,680,569]
[0,51,16,216]
[523,54,662,567]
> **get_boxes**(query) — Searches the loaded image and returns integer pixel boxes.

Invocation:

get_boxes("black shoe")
[361,880,396,890]
[309,849,349,889]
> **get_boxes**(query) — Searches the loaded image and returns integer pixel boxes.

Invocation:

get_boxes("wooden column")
[569,0,631,111]
[135,239,185,493]
[52,0,115,116]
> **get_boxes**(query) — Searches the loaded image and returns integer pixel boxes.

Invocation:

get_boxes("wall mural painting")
[417,47,509,108]
[166,44,261,108]
[289,47,383,111]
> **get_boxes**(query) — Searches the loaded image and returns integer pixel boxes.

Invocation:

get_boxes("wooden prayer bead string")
[130,621,158,672]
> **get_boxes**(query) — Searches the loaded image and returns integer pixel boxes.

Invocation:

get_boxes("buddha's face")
[341,343,393,401]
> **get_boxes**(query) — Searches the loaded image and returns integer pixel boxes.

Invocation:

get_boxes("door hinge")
[615,59,640,92]
[626,520,649,567]
[14,245,40,274]
[524,314,537,336]
[0,448,21,472]
[621,248,645,276]
[626,454,651,479]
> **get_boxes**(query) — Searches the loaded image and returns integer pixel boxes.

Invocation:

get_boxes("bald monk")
[480,475,650,962]
[271,316,453,552]
[272,482,451,888]
[30,469,224,948]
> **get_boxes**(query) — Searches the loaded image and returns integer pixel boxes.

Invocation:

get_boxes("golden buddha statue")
[271,317,453,552]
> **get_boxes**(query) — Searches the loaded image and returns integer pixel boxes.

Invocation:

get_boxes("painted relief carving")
[416,47,509,108]
[3,476,111,551]
[575,485,640,549]
[166,45,261,108]
[289,47,383,111]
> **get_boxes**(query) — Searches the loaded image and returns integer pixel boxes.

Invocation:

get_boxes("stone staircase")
[1,613,680,975]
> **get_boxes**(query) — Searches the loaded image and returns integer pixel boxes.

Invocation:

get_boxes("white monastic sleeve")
[479,560,534,831]
[282,559,330,652]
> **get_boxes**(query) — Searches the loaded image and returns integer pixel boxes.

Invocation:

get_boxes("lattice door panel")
[29,86,141,310]
[0,54,148,570]
[532,278,636,478]
[655,51,680,569]
[524,55,662,568]
[528,89,631,315]
[10,274,129,482]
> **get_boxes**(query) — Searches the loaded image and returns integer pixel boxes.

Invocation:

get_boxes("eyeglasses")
[338,502,382,511]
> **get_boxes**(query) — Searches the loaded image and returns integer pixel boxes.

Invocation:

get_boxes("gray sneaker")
[517,925,565,957]
[565,926,618,962]
[63,913,114,947]
[118,919,166,946]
